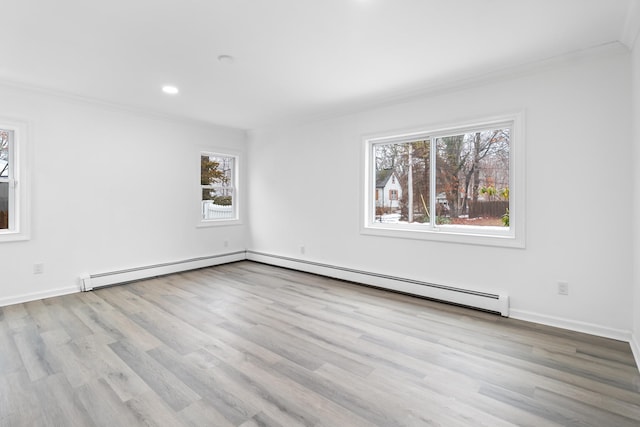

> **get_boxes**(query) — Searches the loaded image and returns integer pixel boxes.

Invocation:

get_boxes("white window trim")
[361,112,525,248]
[0,118,30,242]
[197,150,242,227]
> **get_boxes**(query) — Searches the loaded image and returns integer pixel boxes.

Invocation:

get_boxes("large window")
[200,152,238,224]
[363,114,524,247]
[0,119,29,242]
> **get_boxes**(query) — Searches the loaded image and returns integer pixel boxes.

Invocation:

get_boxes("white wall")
[632,33,640,359]
[0,84,247,304]
[248,44,634,339]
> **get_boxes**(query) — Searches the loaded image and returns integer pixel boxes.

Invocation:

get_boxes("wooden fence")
[469,201,509,218]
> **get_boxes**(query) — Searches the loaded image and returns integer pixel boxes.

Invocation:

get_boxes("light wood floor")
[1,261,639,426]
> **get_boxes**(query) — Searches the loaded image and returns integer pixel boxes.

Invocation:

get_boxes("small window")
[0,119,29,242]
[0,129,10,230]
[200,152,238,224]
[363,114,524,247]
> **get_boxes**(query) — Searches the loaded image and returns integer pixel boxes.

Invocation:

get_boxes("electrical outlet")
[223,240,229,248]
[33,263,44,275]
[557,281,569,296]
[300,245,305,255]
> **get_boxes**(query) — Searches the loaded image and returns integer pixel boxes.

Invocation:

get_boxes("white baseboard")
[246,250,509,316]
[0,252,246,308]
[0,286,79,308]
[510,309,632,342]
[81,251,246,290]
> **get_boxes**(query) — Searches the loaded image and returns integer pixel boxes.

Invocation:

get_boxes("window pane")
[201,155,233,187]
[435,129,510,227]
[0,129,9,178]
[0,181,8,229]
[374,140,430,224]
[202,189,234,220]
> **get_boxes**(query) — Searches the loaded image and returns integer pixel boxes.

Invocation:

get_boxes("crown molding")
[0,78,246,134]
[251,41,629,132]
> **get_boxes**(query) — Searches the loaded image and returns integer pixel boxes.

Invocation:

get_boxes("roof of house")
[376,169,396,188]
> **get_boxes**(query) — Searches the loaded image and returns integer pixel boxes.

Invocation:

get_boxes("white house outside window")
[363,114,524,247]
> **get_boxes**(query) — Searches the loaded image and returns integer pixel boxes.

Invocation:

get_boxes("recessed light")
[162,85,179,95]
[217,55,235,64]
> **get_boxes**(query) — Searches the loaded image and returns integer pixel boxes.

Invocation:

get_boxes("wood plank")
[187,349,320,427]
[76,377,146,426]
[124,390,190,427]
[32,373,94,427]
[148,344,258,425]
[71,333,151,401]
[109,339,200,411]
[0,370,43,427]
[12,324,58,381]
[0,315,24,376]
[178,399,237,427]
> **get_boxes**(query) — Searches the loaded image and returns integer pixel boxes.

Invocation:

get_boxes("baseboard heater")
[246,250,509,317]
[79,251,246,291]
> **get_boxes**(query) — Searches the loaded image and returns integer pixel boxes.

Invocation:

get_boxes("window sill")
[197,219,242,228]
[362,223,524,248]
[0,230,30,243]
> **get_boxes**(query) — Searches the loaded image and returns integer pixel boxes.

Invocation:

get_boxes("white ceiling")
[1,0,636,129]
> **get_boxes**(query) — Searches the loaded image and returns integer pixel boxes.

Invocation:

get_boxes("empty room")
[1,1,640,426]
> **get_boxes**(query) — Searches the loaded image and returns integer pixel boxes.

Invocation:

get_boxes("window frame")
[361,113,525,248]
[0,118,30,242]
[198,150,241,227]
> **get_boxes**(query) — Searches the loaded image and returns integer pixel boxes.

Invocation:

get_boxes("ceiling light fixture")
[162,85,179,95]
[217,55,235,64]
